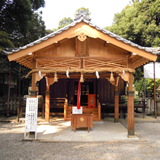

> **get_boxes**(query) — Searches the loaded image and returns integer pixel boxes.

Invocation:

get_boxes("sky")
[39,0,131,30]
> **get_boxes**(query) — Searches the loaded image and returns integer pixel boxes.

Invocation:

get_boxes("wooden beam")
[35,55,128,59]
[133,59,149,69]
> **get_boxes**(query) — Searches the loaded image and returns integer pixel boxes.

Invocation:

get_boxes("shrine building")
[4,11,160,137]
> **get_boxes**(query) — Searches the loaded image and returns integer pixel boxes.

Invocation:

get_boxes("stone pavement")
[31,118,139,141]
[0,113,159,142]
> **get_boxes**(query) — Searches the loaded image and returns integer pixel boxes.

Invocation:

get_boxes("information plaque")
[24,98,38,140]
[72,107,83,114]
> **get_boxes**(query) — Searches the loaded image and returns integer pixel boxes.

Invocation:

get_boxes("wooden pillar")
[127,71,135,137]
[7,63,12,116]
[45,85,50,122]
[114,86,119,123]
[64,99,68,121]
[31,60,37,97]
[17,64,21,122]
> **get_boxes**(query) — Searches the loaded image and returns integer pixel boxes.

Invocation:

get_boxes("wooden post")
[64,98,68,121]
[98,100,101,121]
[45,85,50,122]
[17,64,21,122]
[7,63,12,116]
[127,57,134,137]
[154,62,157,119]
[42,104,45,119]
[127,73,134,138]
[114,86,119,123]
[31,60,37,97]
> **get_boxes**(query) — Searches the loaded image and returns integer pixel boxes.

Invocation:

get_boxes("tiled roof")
[3,13,160,55]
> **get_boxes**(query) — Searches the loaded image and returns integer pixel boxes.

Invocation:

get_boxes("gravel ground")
[0,121,160,160]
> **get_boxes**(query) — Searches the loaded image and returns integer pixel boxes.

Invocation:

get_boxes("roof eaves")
[3,16,160,55]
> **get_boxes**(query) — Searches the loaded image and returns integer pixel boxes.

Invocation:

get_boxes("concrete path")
[24,118,139,141]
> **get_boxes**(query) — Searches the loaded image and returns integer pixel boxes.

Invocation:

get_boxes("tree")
[30,0,45,10]
[106,0,160,96]
[106,0,160,47]
[46,29,53,35]
[0,0,46,47]
[0,31,14,52]
[0,0,32,39]
[52,7,92,31]
[14,11,46,47]
[58,17,73,29]
[0,0,46,99]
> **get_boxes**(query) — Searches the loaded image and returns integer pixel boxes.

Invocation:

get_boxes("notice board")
[24,98,38,140]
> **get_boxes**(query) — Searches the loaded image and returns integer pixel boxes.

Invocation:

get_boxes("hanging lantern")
[80,73,84,83]
[54,72,58,82]
[110,72,114,81]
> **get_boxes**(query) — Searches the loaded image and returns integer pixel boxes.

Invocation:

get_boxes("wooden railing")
[50,98,66,116]
[0,97,18,115]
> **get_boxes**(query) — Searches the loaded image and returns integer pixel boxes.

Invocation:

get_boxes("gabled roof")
[3,13,160,56]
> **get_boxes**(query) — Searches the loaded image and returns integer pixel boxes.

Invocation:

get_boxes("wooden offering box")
[71,114,93,132]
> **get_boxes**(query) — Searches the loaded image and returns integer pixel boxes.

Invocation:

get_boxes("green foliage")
[58,17,73,29]
[0,31,14,52]
[0,0,46,47]
[135,78,160,97]
[14,11,46,47]
[46,29,53,35]
[52,8,92,31]
[0,0,46,97]
[106,0,160,95]
[30,0,45,10]
[52,28,57,32]
[106,0,160,47]
[51,17,73,31]
[0,0,33,37]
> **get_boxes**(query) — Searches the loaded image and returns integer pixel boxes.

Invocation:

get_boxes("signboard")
[144,62,160,79]
[24,98,38,140]
[72,107,83,114]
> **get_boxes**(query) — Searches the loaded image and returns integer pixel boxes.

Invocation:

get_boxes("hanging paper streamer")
[96,71,100,79]
[66,70,70,78]
[77,73,81,110]
[123,70,126,77]
[38,70,42,79]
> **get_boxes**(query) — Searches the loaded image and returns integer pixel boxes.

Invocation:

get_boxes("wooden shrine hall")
[4,10,160,137]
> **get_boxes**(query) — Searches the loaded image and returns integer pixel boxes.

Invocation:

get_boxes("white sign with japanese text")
[72,107,83,114]
[24,98,38,140]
